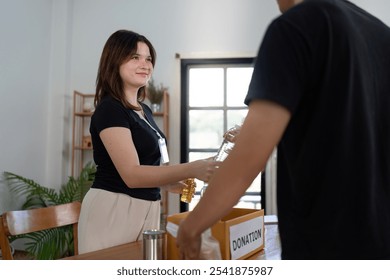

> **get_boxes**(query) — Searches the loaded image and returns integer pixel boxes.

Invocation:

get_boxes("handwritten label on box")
[229,216,264,260]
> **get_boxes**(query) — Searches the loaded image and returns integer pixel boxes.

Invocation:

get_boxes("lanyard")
[135,110,169,164]
[142,114,163,140]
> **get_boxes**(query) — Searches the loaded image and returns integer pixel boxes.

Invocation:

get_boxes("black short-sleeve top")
[89,96,166,201]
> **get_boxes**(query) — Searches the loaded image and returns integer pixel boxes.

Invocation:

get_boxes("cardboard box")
[166,208,264,260]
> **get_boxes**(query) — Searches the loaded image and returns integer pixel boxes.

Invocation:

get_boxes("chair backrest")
[0,201,81,260]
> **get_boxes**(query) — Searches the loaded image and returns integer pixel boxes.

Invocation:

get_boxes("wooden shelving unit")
[71,90,94,176]
[150,90,169,139]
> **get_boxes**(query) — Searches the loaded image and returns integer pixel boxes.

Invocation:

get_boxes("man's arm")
[176,99,291,259]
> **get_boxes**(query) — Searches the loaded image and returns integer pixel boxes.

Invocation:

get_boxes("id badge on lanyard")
[139,111,170,165]
[158,138,170,165]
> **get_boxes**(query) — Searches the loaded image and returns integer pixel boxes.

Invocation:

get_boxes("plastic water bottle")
[214,124,240,161]
[200,124,241,196]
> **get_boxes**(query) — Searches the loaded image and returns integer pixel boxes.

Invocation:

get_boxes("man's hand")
[176,219,202,259]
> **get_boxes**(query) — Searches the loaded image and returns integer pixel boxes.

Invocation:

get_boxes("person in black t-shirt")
[78,30,219,254]
[177,0,390,259]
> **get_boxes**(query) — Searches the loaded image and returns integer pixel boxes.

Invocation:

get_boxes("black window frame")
[179,57,266,212]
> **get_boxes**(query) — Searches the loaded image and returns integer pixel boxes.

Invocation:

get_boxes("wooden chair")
[0,201,81,260]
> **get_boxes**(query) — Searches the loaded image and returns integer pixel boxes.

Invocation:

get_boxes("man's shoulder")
[275,0,378,33]
[282,0,342,19]
[269,0,334,35]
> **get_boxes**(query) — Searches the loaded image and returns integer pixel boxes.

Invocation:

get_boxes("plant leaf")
[2,172,59,208]
[2,162,96,259]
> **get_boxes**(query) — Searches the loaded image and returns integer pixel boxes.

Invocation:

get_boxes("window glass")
[227,109,248,128]
[227,67,254,107]
[189,110,223,149]
[189,68,224,107]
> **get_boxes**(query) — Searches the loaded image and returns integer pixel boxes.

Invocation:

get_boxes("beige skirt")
[78,188,161,254]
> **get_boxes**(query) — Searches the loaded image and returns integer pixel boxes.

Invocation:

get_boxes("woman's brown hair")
[94,30,156,110]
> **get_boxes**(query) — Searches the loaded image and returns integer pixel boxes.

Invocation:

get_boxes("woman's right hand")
[191,158,220,182]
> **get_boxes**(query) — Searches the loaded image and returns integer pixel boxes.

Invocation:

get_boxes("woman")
[78,30,218,254]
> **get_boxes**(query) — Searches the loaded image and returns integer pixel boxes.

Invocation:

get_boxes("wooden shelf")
[71,91,94,176]
[150,91,169,139]
[74,146,93,150]
[74,112,93,117]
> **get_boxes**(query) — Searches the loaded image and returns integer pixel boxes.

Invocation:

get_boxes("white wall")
[0,0,53,211]
[1,0,389,214]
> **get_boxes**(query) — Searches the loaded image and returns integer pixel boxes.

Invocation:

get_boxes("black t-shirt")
[245,0,390,259]
[89,96,166,201]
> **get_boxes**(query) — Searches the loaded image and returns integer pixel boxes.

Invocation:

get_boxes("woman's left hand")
[164,181,187,194]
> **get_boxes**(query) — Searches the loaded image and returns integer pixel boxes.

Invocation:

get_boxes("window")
[180,58,264,211]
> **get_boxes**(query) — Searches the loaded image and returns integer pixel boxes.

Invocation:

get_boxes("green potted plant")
[147,79,167,112]
[1,162,96,259]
